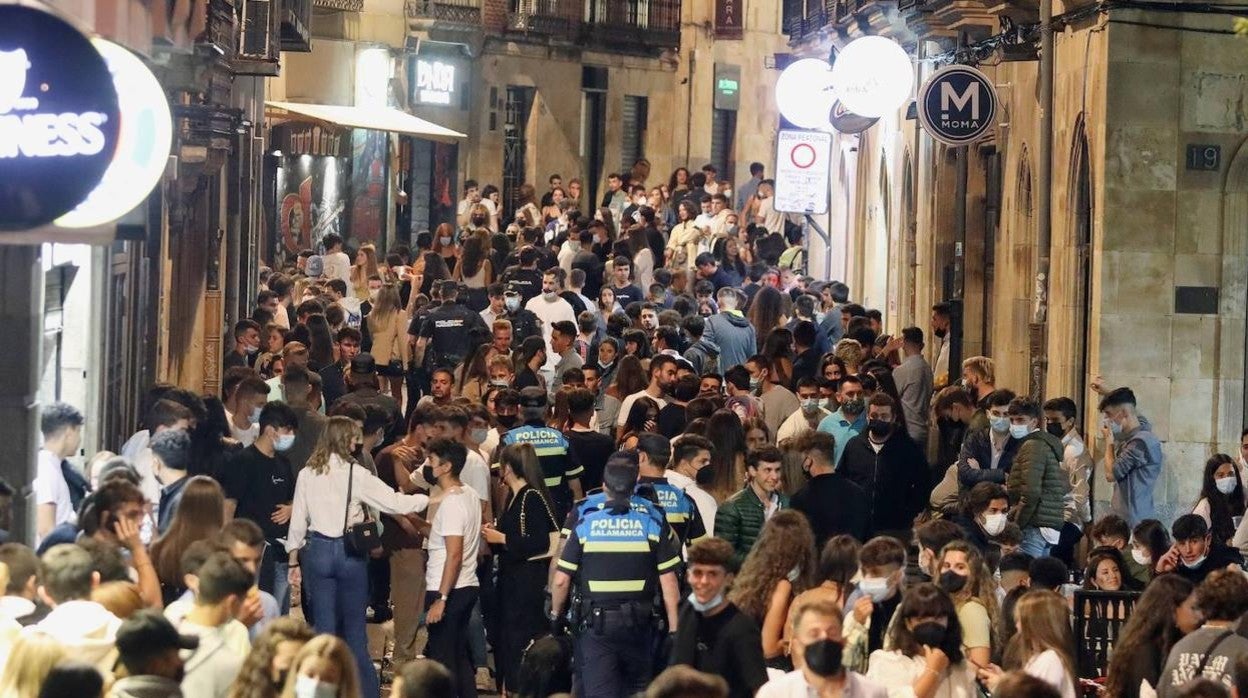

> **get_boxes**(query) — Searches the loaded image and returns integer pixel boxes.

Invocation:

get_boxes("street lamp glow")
[829,36,914,118]
[774,58,837,130]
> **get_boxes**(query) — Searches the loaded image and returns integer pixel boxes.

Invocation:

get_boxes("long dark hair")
[705,409,747,501]
[1081,546,1142,591]
[668,167,690,193]
[499,442,556,516]
[306,314,334,369]
[746,286,787,349]
[460,232,488,278]
[619,397,659,446]
[1134,519,1170,570]
[888,583,966,665]
[1104,574,1195,698]
[1199,453,1245,543]
[150,476,225,587]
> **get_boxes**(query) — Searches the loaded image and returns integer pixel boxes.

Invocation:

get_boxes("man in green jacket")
[1005,397,1069,558]
[715,446,789,566]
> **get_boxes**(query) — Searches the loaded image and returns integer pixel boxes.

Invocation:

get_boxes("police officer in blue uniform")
[551,452,682,697]
[501,387,584,517]
[634,432,708,548]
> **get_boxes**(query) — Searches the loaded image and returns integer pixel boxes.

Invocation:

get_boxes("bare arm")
[36,504,56,541]
[568,476,584,502]
[551,569,572,617]
[761,579,792,658]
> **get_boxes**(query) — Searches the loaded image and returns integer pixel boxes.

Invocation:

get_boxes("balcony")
[281,0,313,51]
[406,0,481,24]
[506,0,579,39]
[582,0,680,51]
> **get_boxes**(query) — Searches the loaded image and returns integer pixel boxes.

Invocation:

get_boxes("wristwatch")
[438,593,449,603]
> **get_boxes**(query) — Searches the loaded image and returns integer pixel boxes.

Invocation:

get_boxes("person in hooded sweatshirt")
[702,287,756,373]
[682,314,720,376]
[111,610,198,698]
[24,544,124,673]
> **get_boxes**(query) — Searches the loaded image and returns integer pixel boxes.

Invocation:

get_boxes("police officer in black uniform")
[501,387,584,518]
[551,452,682,697]
[502,247,544,304]
[411,280,490,371]
[634,432,708,549]
[500,282,542,352]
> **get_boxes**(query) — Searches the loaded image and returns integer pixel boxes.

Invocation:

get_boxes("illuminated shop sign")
[415,59,456,105]
[0,6,119,230]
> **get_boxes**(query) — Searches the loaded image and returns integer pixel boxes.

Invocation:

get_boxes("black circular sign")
[918,65,998,147]
[0,6,120,230]
[829,100,879,135]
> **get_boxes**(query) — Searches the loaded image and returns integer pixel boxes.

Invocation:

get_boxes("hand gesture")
[923,645,950,674]
[481,523,505,545]
[114,515,143,553]
[271,504,292,525]
[966,458,981,471]
[976,663,1004,691]
[852,595,873,625]
[1090,375,1109,396]
[1156,546,1180,574]
[427,598,446,624]
[238,587,265,627]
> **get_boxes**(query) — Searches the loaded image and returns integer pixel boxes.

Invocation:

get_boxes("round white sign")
[774,58,837,130]
[829,36,914,119]
[56,39,173,228]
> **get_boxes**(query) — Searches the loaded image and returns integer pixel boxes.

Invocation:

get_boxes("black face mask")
[496,414,519,430]
[911,621,947,647]
[1046,422,1065,439]
[421,464,436,484]
[274,669,289,690]
[934,328,948,339]
[695,464,716,486]
[938,570,968,595]
[867,419,892,438]
[803,639,844,677]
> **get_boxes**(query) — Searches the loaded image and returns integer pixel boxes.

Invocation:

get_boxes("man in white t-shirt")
[422,438,481,698]
[35,402,85,545]
[456,179,496,229]
[666,434,718,536]
[525,269,577,373]
[319,232,352,283]
[223,376,270,448]
[434,409,492,525]
[616,354,679,437]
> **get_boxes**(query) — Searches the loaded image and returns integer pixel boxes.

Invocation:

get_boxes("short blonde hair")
[833,339,864,370]
[962,356,995,385]
[0,633,67,698]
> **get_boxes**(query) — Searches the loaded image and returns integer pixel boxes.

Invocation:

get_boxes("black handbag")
[343,459,382,558]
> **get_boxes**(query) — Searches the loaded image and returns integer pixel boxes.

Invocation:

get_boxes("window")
[710,108,737,182]
[621,95,648,172]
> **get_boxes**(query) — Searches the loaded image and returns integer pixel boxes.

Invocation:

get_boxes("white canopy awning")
[265,101,466,142]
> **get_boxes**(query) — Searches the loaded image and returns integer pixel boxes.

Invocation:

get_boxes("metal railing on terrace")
[406,0,482,23]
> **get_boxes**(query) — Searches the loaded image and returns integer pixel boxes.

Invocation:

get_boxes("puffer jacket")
[1006,430,1069,529]
[715,487,790,567]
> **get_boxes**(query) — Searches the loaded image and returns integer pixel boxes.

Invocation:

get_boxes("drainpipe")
[685,47,697,166]
[1033,0,1053,390]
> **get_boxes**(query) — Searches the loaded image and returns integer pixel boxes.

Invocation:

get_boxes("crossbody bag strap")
[1195,630,1236,676]
[343,459,354,535]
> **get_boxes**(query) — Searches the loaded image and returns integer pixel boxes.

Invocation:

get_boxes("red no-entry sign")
[790,143,817,169]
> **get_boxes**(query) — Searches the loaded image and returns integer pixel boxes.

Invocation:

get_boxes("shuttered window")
[621,95,648,172]
[710,108,736,182]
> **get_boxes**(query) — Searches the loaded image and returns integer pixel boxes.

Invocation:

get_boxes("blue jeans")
[302,534,379,698]
[1019,527,1051,558]
[260,541,291,615]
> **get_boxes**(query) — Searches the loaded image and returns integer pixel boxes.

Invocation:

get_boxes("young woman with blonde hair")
[978,590,1077,698]
[286,417,430,698]
[349,244,379,300]
[936,539,999,669]
[0,632,66,698]
[365,283,409,402]
[279,634,362,698]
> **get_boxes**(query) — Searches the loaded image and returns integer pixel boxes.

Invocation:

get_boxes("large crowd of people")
[14,161,1248,698]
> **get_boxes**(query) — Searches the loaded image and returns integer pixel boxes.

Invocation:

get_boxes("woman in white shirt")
[978,590,1078,698]
[286,416,429,698]
[866,582,979,698]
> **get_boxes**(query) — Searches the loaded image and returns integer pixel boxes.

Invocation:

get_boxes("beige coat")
[368,311,410,366]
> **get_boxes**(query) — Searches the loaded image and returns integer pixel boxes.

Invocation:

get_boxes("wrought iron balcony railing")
[405,0,481,24]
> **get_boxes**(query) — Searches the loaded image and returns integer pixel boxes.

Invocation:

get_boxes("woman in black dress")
[481,442,560,694]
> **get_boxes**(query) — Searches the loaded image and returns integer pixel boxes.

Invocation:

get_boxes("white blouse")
[1025,650,1076,698]
[286,453,429,553]
[866,651,979,698]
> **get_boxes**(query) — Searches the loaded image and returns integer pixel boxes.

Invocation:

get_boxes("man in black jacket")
[838,393,930,540]
[790,431,868,548]
[670,537,768,698]
[1155,514,1245,584]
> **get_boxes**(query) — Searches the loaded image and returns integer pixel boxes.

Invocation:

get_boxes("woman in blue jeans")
[286,416,430,698]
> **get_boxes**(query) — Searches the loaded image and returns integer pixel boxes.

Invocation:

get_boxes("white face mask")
[1008,423,1031,439]
[294,676,338,698]
[1216,476,1238,495]
[274,433,296,452]
[1131,547,1151,567]
[983,512,1008,536]
[859,576,891,603]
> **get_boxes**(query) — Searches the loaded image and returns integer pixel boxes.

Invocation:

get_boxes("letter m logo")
[941,81,980,118]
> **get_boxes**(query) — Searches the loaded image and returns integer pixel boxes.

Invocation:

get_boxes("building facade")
[786,0,1248,521]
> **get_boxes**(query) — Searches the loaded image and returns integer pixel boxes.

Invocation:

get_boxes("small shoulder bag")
[343,461,382,558]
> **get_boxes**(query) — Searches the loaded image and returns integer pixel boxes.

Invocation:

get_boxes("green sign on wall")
[714,64,741,111]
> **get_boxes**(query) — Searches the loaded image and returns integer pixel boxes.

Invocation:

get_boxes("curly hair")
[228,617,316,698]
[729,510,816,622]
[833,339,864,372]
[938,540,1000,646]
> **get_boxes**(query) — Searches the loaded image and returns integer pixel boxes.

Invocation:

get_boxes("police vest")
[638,477,704,545]
[560,506,679,602]
[563,491,665,537]
[502,425,582,491]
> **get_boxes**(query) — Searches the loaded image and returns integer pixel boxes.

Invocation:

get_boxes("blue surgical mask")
[989,416,1010,433]
[859,576,891,603]
[686,591,724,614]
[1009,424,1031,439]
[250,407,263,423]
[1182,554,1208,570]
[274,434,296,452]
[801,398,820,413]
[470,428,490,444]
[786,566,801,583]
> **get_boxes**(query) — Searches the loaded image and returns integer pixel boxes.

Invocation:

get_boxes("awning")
[265,101,466,142]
